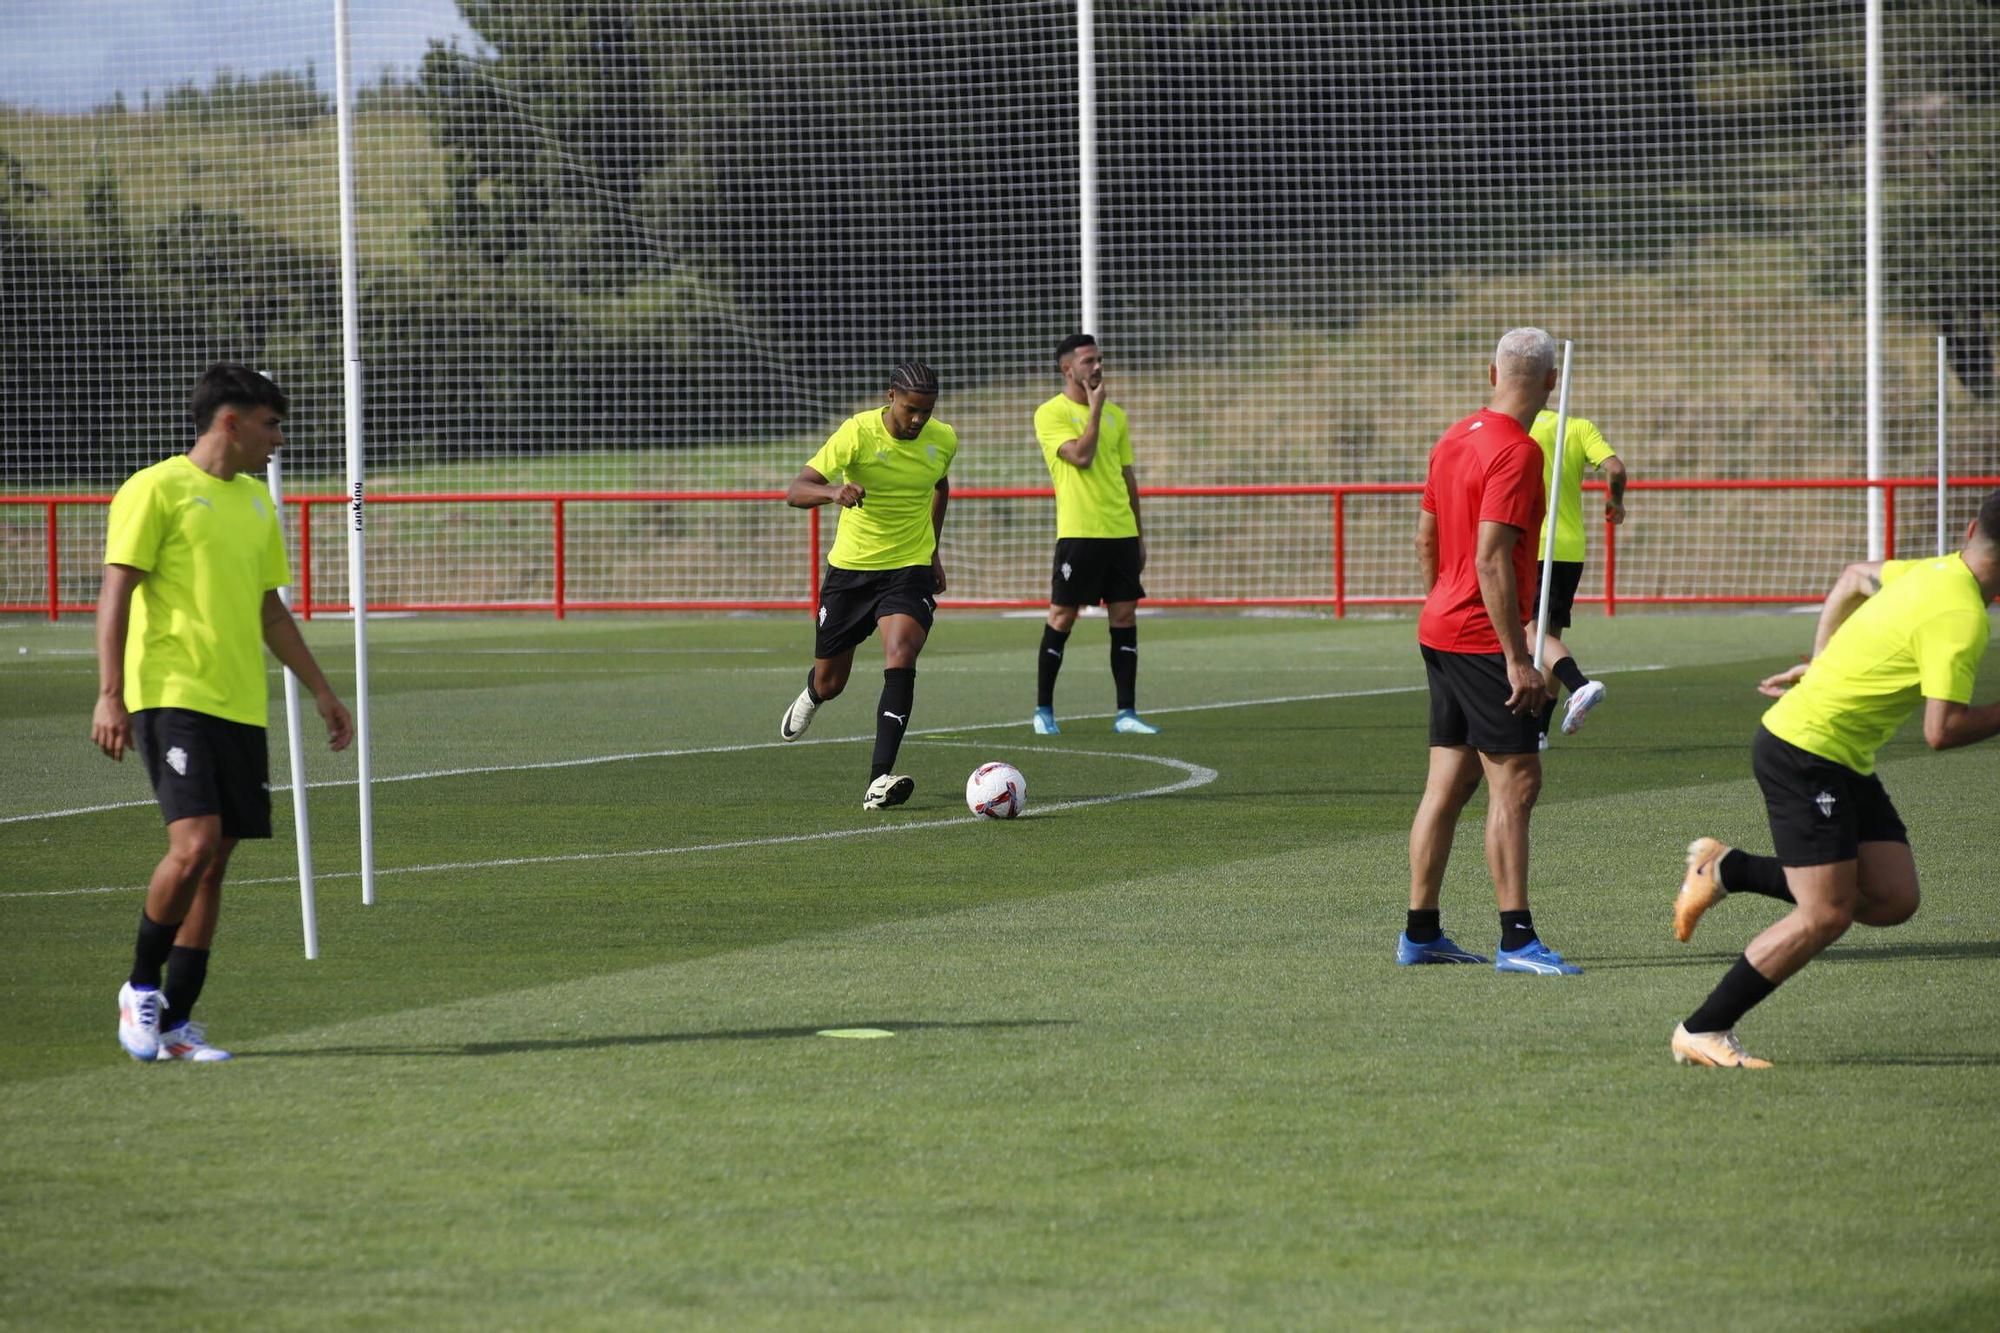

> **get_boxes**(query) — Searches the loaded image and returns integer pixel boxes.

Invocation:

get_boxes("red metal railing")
[8,477,1998,621]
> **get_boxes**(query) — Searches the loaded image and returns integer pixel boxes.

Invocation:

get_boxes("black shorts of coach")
[1421,646,1543,755]
[1533,560,1585,635]
[814,564,939,660]
[1051,536,1146,608]
[1751,726,1908,866]
[133,706,273,838]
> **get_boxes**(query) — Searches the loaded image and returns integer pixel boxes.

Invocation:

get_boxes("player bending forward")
[1669,490,2000,1067]
[779,361,956,810]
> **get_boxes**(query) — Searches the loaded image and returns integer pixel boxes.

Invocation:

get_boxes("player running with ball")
[779,361,956,810]
[1669,490,2000,1067]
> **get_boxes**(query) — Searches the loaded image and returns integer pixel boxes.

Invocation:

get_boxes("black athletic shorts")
[1421,646,1543,755]
[815,563,938,660]
[1051,536,1146,608]
[1533,560,1585,634]
[132,707,273,838]
[1751,726,1908,866]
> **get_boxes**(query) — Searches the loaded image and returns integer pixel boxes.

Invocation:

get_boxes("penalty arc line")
[0,667,1666,830]
[6,746,1217,899]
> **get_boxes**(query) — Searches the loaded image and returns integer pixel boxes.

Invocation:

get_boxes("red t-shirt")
[1418,409,1546,655]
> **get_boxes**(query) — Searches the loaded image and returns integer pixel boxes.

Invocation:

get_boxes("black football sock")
[1499,909,1537,952]
[130,911,179,990]
[1037,625,1071,709]
[804,668,824,706]
[161,945,211,1032]
[1109,625,1139,711]
[1405,909,1442,944]
[1537,698,1559,737]
[870,667,916,780]
[1552,657,1590,694]
[1684,954,1780,1033]
[1719,849,1795,902]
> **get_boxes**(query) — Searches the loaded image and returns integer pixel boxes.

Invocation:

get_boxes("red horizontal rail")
[10,477,1998,620]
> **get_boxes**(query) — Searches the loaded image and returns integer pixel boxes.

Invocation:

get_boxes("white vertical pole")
[333,0,377,905]
[1533,341,1574,674]
[1938,334,1949,556]
[1864,0,1884,559]
[264,453,319,960]
[1077,0,1099,333]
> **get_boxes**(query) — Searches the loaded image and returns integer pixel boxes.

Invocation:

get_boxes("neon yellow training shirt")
[1035,394,1139,539]
[1529,411,1617,562]
[103,454,291,727]
[805,409,957,570]
[1763,555,1992,774]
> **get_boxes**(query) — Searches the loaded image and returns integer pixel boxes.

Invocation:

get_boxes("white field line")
[0,666,1665,835]
[7,745,1216,899]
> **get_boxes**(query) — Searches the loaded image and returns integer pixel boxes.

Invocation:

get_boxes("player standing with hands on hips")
[779,361,956,810]
[1667,491,2000,1068]
[96,364,353,1063]
[1029,334,1158,735]
[1400,328,1582,975]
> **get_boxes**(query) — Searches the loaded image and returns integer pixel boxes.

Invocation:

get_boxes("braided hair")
[889,360,939,395]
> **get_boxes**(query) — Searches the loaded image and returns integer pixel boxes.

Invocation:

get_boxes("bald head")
[1493,328,1557,385]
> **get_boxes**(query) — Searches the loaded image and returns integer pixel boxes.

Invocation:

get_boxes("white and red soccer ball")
[965,761,1027,819]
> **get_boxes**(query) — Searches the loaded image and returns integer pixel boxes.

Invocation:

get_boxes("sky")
[0,0,487,110]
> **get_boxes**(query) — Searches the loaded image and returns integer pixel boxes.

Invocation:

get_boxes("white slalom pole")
[264,452,319,960]
[333,0,377,905]
[1938,334,1949,557]
[1077,0,1099,333]
[1532,340,1574,674]
[1864,0,1885,559]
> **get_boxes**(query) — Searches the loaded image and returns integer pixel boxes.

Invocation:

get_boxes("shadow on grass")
[1585,939,2000,970]
[246,1017,1073,1060]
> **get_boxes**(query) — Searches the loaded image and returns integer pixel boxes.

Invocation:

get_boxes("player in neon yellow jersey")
[95,364,353,1064]
[1526,410,1627,746]
[1029,334,1157,736]
[779,361,957,810]
[1669,490,2000,1068]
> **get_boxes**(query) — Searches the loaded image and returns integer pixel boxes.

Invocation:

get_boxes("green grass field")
[3,610,1998,1329]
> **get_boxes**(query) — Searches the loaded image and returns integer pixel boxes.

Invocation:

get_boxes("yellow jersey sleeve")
[1579,418,1615,467]
[805,418,860,483]
[254,478,292,590]
[105,469,169,571]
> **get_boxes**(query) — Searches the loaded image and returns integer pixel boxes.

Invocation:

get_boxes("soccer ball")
[966,761,1027,819]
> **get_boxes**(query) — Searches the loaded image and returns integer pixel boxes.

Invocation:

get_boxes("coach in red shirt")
[1398,328,1582,976]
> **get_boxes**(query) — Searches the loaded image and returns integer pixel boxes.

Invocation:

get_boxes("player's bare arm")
[261,590,355,750]
[1415,509,1440,592]
[787,466,864,509]
[1758,560,1886,696]
[1922,696,2000,751]
[1473,519,1547,716]
[1122,465,1147,570]
[929,478,951,593]
[1602,455,1628,523]
[91,563,145,760]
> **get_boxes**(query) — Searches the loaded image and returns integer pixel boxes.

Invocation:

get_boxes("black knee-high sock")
[130,911,178,990]
[1109,625,1138,711]
[1405,908,1442,944]
[1684,953,1779,1033]
[1719,849,1795,902]
[1037,625,1070,709]
[871,667,916,779]
[161,945,211,1031]
[1499,909,1537,952]
[1537,698,1558,736]
[804,667,824,706]
[1552,657,1590,694]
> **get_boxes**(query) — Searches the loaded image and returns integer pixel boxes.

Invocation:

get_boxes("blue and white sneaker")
[1031,707,1060,735]
[1396,933,1488,966]
[1112,709,1160,735]
[1494,939,1583,975]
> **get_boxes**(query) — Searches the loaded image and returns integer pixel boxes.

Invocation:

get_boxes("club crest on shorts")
[817,604,828,626]
[1060,561,1073,581]
[166,746,189,777]
[1814,789,1835,818]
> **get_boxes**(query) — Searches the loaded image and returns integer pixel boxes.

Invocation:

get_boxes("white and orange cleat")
[1671,1023,1772,1069]
[157,1021,232,1063]
[1675,837,1731,943]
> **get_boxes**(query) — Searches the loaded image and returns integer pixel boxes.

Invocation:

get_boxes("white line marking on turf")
[8,745,1217,898]
[0,668,1666,830]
